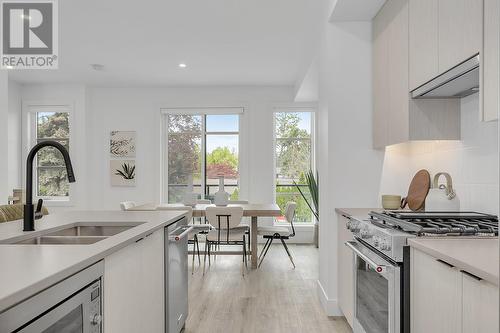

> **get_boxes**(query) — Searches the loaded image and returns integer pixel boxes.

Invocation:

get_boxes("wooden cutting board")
[402,170,431,211]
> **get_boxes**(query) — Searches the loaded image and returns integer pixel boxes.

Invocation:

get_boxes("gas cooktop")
[369,211,498,236]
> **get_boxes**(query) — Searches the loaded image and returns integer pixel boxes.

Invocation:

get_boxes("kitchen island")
[0,210,188,332]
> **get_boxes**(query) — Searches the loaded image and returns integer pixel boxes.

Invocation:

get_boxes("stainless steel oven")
[346,240,401,333]
[0,261,103,333]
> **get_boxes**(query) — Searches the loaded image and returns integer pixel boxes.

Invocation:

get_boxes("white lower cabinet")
[411,248,499,333]
[336,214,354,327]
[104,228,165,333]
[462,273,499,333]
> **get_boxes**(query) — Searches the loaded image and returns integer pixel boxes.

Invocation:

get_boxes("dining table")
[130,203,282,269]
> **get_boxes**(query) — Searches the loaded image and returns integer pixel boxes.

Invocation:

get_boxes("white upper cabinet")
[409,0,439,90]
[438,0,483,73]
[373,0,461,149]
[483,0,499,121]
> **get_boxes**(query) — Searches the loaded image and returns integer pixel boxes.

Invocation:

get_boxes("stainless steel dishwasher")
[166,217,191,333]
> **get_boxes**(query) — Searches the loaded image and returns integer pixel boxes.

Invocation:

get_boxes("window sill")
[39,199,74,207]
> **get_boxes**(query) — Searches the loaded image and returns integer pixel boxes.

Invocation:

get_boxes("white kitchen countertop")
[0,210,187,313]
[408,238,499,286]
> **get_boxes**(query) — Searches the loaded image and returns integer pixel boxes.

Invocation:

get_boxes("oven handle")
[345,241,387,273]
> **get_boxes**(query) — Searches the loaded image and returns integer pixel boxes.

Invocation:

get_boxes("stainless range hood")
[411,54,480,99]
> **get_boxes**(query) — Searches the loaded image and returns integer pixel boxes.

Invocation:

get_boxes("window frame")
[23,102,75,206]
[273,106,316,224]
[161,107,244,203]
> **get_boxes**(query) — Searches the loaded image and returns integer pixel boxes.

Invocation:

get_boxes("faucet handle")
[35,199,44,220]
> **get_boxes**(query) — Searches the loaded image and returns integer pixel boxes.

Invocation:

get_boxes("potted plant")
[294,170,319,248]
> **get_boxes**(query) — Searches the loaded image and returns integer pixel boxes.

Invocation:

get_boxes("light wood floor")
[185,244,352,333]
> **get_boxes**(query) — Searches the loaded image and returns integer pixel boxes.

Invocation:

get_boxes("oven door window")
[356,256,389,333]
[42,305,83,333]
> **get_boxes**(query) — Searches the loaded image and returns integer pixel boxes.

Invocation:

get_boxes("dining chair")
[257,201,297,268]
[120,201,136,211]
[228,200,250,254]
[204,206,247,275]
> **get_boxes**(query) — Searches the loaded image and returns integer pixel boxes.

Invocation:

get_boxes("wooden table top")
[130,203,282,217]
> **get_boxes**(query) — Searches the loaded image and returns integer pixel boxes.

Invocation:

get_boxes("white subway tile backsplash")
[381,94,499,214]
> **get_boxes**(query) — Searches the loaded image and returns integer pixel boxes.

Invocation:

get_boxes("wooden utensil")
[401,170,431,211]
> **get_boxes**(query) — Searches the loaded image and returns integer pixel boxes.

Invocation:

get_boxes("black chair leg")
[259,238,271,260]
[280,238,296,269]
[203,241,208,275]
[195,235,201,265]
[258,237,274,268]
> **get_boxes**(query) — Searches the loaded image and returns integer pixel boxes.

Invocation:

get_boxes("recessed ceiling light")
[178,63,187,68]
[90,64,104,71]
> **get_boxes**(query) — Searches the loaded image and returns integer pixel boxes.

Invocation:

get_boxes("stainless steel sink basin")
[16,236,107,245]
[11,222,145,245]
[45,225,140,237]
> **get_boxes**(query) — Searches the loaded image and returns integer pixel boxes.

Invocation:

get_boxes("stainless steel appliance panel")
[347,241,400,333]
[0,262,103,333]
[166,217,189,333]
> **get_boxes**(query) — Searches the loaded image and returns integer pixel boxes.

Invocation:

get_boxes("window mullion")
[201,115,207,199]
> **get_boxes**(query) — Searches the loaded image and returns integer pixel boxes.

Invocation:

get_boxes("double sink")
[11,223,144,245]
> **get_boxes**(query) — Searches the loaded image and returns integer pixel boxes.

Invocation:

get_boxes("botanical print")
[110,160,136,186]
[110,131,136,157]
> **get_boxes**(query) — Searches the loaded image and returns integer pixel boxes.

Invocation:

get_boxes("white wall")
[0,72,8,205]
[317,20,384,315]
[381,94,499,215]
[85,86,293,210]
[8,81,22,192]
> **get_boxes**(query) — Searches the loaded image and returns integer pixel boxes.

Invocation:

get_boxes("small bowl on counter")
[382,195,402,210]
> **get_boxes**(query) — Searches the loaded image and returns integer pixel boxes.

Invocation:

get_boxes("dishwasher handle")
[168,226,193,242]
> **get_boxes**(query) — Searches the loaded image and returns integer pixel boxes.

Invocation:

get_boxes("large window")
[166,113,240,203]
[275,111,314,223]
[30,108,71,199]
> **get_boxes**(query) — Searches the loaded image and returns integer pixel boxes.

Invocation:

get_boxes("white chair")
[120,201,136,211]
[257,202,297,268]
[204,206,247,275]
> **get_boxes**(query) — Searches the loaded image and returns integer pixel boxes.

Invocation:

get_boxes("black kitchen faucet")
[24,141,75,231]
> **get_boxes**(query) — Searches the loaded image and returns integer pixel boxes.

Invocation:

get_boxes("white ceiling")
[8,0,323,86]
[329,0,386,21]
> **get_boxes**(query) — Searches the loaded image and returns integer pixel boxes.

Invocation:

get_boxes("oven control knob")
[360,226,372,239]
[350,220,360,232]
[380,240,392,251]
[91,314,102,326]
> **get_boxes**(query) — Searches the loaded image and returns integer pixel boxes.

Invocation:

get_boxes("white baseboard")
[316,280,343,316]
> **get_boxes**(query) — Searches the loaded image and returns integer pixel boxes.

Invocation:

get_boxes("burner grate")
[369,211,498,236]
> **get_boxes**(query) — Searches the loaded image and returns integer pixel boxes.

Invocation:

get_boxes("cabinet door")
[387,0,409,145]
[336,214,354,327]
[483,0,499,121]
[438,0,483,73]
[410,249,462,333]
[104,229,165,333]
[373,4,390,149]
[409,0,439,90]
[462,273,499,333]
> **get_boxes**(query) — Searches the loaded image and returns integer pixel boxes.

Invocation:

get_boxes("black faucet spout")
[24,141,75,231]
